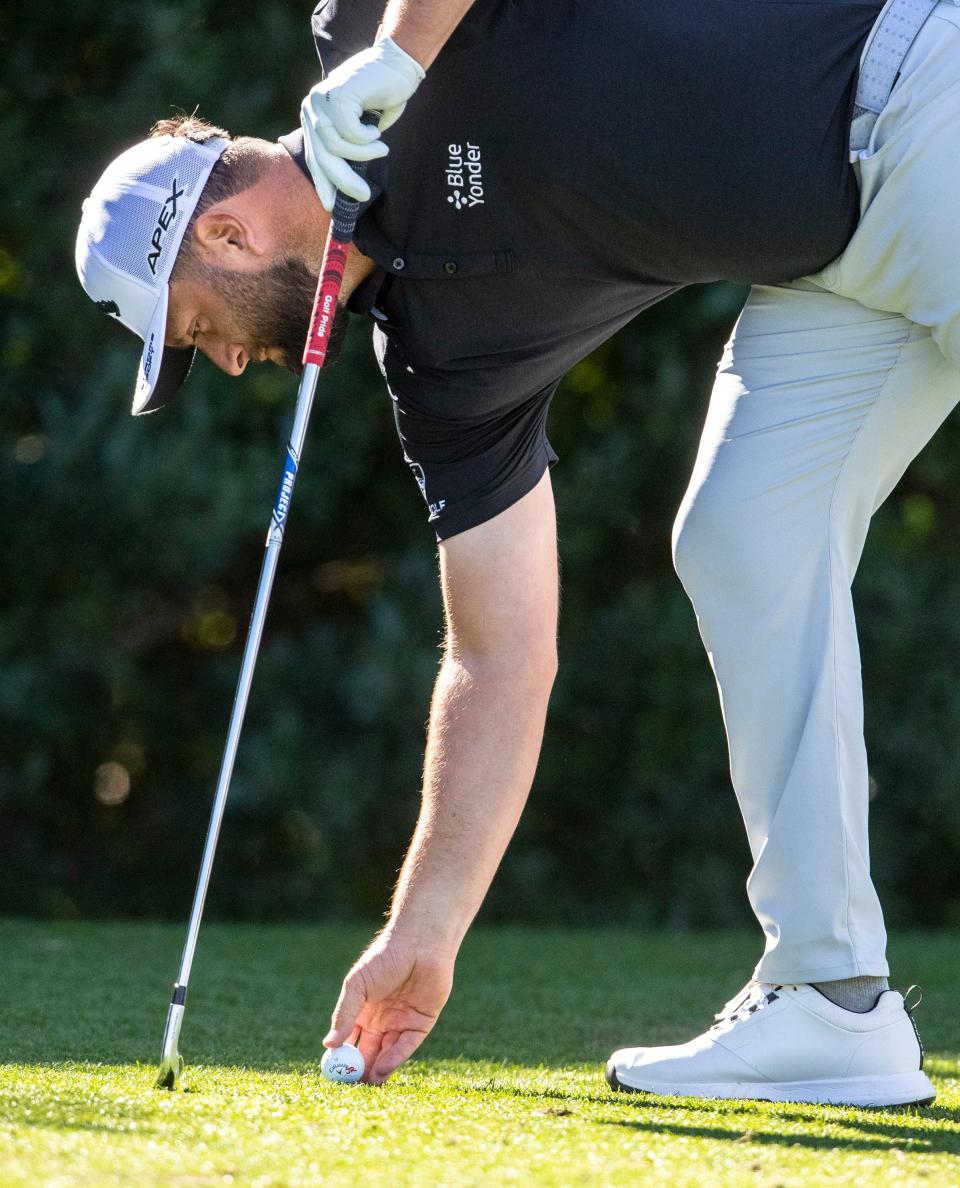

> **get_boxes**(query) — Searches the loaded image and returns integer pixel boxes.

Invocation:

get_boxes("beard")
[203,255,349,375]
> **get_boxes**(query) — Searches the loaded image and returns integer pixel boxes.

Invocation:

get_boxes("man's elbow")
[448,630,559,694]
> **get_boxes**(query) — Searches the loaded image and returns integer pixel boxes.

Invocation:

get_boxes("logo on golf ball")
[321,1043,365,1084]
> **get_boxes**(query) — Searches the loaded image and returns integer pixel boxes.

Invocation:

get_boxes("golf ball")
[321,1043,365,1084]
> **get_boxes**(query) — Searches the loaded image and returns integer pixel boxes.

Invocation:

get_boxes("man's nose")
[202,340,248,376]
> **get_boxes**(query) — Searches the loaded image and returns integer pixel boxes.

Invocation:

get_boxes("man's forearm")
[381,0,479,69]
[385,648,554,951]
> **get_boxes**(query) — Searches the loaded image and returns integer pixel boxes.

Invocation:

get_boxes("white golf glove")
[300,35,426,211]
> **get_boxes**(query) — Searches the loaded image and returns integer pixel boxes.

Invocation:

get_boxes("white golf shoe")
[606,981,935,1107]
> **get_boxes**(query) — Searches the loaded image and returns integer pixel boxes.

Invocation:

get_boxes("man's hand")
[300,36,425,211]
[324,932,455,1084]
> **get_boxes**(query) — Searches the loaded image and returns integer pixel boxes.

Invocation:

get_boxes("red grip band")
[302,237,350,368]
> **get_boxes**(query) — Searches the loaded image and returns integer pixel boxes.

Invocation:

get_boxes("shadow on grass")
[530,1095,960,1158]
[435,1071,960,1156]
[594,1113,960,1154]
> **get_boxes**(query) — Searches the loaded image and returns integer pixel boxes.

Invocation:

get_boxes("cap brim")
[132,285,196,416]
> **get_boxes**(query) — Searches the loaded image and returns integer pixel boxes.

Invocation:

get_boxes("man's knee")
[672,476,739,601]
[672,469,790,618]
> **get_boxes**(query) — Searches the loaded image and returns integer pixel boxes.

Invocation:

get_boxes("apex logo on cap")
[147,178,186,275]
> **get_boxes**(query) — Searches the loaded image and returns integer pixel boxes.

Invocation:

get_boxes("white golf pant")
[672,3,960,983]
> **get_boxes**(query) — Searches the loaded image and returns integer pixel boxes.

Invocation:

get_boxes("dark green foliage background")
[2,1,959,930]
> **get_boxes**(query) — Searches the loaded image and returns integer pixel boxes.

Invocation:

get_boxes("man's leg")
[605,283,953,1107]
[672,281,959,985]
[674,4,960,989]
[608,14,960,1101]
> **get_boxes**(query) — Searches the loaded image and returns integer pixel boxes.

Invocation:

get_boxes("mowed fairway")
[1,921,959,1186]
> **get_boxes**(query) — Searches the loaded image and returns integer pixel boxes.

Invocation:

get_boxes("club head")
[155,1051,184,1090]
[155,998,187,1091]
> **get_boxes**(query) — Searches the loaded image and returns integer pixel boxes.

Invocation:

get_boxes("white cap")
[75,134,229,415]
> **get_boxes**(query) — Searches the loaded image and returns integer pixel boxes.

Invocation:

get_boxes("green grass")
[1,921,958,1186]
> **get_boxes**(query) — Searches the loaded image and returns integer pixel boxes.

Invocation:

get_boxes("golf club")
[155,119,377,1091]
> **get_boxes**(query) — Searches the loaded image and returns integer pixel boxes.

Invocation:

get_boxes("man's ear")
[190,208,266,267]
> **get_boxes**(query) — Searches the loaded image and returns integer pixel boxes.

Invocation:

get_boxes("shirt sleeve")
[311,0,386,76]
[374,325,560,540]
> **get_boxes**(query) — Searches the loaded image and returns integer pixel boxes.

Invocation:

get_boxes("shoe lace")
[711,980,782,1030]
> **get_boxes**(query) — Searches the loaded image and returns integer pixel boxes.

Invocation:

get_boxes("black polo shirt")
[299,0,883,538]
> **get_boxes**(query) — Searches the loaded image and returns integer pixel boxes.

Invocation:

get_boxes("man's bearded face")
[202,255,349,374]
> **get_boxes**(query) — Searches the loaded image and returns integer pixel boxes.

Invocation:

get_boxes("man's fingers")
[318,126,389,162]
[303,96,387,159]
[369,1029,427,1084]
[300,145,368,205]
[303,88,381,147]
[325,159,372,203]
[355,1026,386,1082]
[323,99,383,145]
[323,114,382,150]
[300,131,336,212]
[300,110,378,205]
[304,141,370,205]
[376,102,406,134]
[324,974,367,1048]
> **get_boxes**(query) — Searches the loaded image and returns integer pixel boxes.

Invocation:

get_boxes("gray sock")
[812,976,890,1013]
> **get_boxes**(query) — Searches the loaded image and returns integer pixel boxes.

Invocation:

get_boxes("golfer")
[76,0,960,1106]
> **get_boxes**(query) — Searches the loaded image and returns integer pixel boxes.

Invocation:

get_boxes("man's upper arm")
[439,470,558,659]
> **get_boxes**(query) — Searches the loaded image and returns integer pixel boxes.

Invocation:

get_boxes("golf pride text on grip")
[303,243,349,368]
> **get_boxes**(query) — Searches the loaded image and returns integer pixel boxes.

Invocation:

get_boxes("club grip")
[303,110,381,369]
[330,110,382,242]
